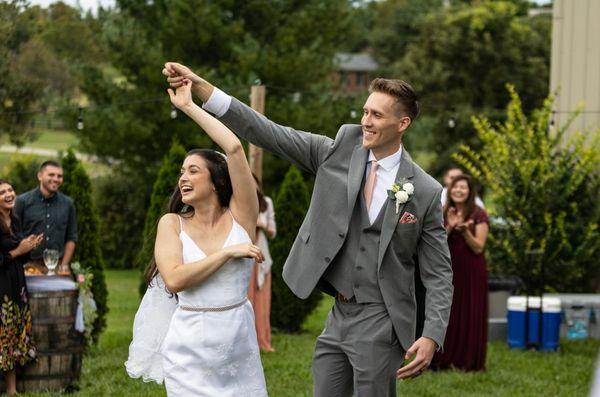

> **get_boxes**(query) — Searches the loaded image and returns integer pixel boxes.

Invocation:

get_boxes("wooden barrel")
[16,283,84,392]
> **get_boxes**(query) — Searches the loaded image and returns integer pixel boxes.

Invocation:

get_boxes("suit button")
[360,246,366,252]
[356,266,363,271]
[338,233,345,238]
[325,257,331,263]
[355,284,360,289]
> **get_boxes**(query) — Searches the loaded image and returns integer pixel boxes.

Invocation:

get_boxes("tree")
[94,168,147,269]
[270,165,320,332]
[0,1,105,145]
[137,141,187,293]
[369,0,443,66]
[70,0,357,174]
[393,1,551,174]
[61,149,108,342]
[2,155,43,194]
[454,86,600,293]
[0,1,44,145]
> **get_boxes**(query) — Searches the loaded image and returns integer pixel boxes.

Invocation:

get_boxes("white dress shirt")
[202,88,404,223]
[366,148,402,224]
[203,87,232,117]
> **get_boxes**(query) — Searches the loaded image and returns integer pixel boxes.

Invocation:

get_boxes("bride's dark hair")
[144,149,233,286]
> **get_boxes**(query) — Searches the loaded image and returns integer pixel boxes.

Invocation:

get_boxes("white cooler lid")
[507,296,561,313]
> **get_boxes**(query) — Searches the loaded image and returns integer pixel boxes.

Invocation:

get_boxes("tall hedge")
[2,155,43,193]
[137,141,187,294]
[61,149,108,343]
[270,165,321,332]
[455,86,600,293]
[94,170,147,269]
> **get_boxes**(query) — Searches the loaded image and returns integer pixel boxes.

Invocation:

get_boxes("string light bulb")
[170,106,177,119]
[350,109,357,119]
[77,107,84,130]
[448,116,456,129]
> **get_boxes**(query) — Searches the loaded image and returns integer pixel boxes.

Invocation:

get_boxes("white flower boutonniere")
[387,180,414,214]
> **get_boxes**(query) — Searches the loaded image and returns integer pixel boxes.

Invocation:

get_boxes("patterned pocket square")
[399,212,418,224]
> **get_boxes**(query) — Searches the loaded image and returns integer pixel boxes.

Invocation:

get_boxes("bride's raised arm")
[168,81,259,238]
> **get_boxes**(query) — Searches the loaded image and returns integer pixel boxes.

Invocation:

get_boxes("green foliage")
[269,165,320,332]
[1,155,43,194]
[0,1,105,144]
[94,169,147,269]
[393,0,551,174]
[61,149,108,343]
[137,141,187,294]
[70,0,356,178]
[369,0,443,65]
[0,1,43,145]
[454,86,600,293]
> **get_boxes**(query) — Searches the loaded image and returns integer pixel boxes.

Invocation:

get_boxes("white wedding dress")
[126,213,267,396]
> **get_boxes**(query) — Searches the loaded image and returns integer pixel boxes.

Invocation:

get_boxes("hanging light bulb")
[77,107,84,130]
[350,109,357,119]
[170,106,177,119]
[447,116,456,129]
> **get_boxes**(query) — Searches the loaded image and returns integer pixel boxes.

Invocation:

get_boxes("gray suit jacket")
[220,98,453,349]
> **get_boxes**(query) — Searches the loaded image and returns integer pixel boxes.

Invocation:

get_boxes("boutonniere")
[387,179,414,214]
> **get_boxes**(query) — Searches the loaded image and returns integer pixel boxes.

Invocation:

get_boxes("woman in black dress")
[0,179,41,395]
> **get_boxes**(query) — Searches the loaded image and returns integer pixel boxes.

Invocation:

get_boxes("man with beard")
[15,160,77,275]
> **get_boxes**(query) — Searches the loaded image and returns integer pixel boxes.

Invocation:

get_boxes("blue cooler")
[507,296,561,351]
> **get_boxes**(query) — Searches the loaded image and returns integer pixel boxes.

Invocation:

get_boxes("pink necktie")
[364,160,379,210]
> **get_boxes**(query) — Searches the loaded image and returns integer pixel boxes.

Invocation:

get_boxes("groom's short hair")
[369,78,420,121]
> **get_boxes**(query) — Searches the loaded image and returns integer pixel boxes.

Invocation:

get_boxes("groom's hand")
[162,62,214,102]
[396,336,437,380]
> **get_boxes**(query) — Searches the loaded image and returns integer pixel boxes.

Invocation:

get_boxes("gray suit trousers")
[313,300,405,397]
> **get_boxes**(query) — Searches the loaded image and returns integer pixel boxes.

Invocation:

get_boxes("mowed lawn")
[18,270,600,396]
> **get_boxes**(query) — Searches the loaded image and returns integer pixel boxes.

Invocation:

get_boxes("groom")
[164,63,453,396]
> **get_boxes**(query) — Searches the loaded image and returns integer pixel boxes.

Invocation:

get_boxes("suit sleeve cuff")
[202,87,232,118]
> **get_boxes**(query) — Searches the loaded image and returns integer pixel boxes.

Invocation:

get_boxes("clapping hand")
[455,219,474,234]
[446,207,464,230]
[15,234,43,256]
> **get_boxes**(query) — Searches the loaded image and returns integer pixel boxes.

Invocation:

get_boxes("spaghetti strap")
[177,215,184,233]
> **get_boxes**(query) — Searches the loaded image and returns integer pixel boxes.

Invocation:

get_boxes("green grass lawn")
[28,129,79,151]
[17,270,600,396]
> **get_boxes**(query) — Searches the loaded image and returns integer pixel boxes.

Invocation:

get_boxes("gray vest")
[323,176,386,303]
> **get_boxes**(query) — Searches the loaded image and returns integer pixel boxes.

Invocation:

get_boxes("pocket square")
[399,212,418,224]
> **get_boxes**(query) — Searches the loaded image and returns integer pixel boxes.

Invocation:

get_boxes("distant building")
[333,52,379,93]
[550,0,600,135]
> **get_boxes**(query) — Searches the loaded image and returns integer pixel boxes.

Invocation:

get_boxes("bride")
[125,76,268,396]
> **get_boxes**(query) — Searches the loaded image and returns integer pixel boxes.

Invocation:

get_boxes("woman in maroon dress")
[434,174,489,371]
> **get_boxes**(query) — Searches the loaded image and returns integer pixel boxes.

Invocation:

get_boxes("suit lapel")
[347,144,368,216]
[378,149,415,268]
